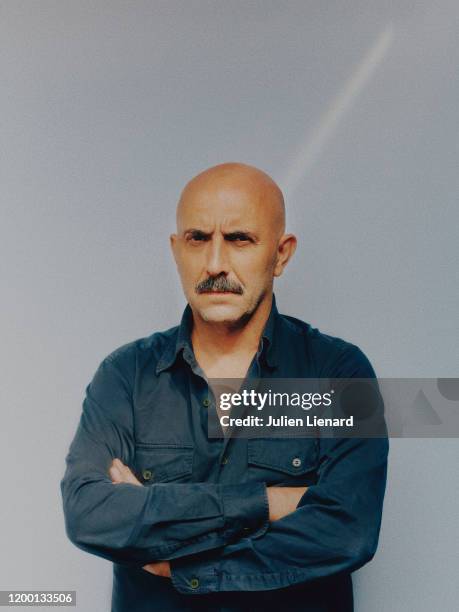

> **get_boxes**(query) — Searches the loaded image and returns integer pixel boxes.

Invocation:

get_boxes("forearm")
[143,484,307,577]
[61,437,269,566]
[170,437,388,594]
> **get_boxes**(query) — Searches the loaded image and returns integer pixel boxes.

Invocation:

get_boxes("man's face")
[170,172,285,326]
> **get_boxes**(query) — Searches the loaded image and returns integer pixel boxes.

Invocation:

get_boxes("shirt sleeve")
[170,345,389,594]
[60,355,269,568]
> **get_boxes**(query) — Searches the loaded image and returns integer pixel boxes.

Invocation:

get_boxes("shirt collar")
[156,293,279,374]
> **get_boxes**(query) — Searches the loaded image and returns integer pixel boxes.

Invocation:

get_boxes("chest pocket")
[247,438,318,486]
[134,444,194,484]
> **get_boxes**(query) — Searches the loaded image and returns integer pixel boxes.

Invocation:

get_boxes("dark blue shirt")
[60,293,388,611]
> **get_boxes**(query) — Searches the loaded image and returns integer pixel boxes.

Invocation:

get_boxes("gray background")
[1,1,458,610]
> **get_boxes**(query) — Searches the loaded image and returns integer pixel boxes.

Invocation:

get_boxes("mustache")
[196,276,244,294]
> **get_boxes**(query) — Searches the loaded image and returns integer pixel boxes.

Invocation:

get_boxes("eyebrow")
[183,228,258,241]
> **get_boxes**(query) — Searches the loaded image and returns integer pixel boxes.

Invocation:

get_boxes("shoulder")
[100,323,179,376]
[278,313,377,378]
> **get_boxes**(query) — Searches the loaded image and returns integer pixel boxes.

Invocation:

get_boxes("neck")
[190,293,273,359]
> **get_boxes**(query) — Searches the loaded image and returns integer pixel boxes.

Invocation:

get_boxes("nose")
[206,234,230,277]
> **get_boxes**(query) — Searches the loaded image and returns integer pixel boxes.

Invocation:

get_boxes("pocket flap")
[135,444,194,483]
[248,438,318,475]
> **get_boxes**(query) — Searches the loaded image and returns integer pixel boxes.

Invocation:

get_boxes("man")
[60,162,388,611]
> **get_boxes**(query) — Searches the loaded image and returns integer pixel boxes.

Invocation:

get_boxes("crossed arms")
[60,350,388,594]
[108,457,307,578]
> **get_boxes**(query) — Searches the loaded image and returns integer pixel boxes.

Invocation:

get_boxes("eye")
[226,233,252,243]
[187,232,208,243]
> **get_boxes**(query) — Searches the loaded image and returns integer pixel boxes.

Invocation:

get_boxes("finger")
[109,466,122,483]
[142,562,165,576]
[112,459,131,478]
[113,458,142,486]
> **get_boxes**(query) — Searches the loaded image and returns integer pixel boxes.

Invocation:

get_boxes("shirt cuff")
[221,481,269,541]
[170,556,219,595]
[170,482,269,595]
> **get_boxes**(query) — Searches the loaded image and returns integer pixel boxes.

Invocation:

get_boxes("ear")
[170,233,178,264]
[273,234,297,277]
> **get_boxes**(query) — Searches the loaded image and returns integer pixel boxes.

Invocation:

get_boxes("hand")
[109,458,143,486]
[142,561,171,578]
[267,486,308,522]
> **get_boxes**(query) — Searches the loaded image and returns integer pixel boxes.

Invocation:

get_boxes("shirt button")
[202,398,210,407]
[189,578,200,589]
[292,457,302,468]
[221,456,229,465]
[142,469,153,481]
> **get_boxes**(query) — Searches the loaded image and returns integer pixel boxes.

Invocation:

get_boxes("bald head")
[177,162,285,238]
